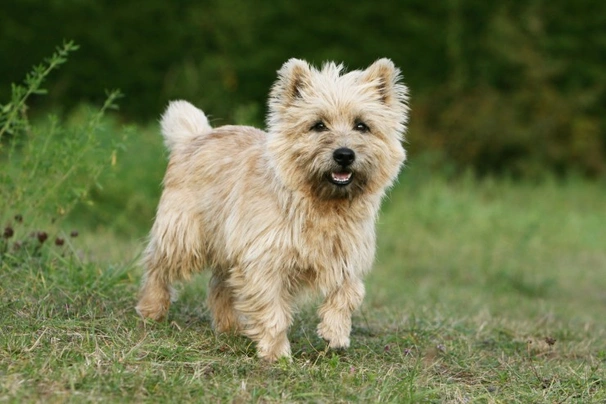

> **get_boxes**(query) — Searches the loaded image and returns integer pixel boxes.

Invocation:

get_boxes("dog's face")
[267,59,409,200]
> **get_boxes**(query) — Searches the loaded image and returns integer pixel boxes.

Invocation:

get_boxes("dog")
[136,58,409,361]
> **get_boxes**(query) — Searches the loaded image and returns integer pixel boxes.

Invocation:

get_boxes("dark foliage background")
[1,0,605,177]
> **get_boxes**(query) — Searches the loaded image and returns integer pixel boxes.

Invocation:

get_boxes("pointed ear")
[362,58,404,106]
[271,58,312,106]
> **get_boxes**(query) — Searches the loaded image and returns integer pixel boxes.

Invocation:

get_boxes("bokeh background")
[2,4,606,401]
[2,0,605,179]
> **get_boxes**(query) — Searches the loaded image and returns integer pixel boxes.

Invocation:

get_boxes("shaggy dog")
[136,58,409,361]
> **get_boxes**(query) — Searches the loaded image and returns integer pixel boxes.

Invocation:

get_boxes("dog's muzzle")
[330,148,355,186]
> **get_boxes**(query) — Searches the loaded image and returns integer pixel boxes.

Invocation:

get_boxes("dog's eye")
[311,121,328,132]
[354,121,370,133]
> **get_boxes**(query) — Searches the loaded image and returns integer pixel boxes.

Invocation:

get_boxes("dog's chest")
[292,211,373,275]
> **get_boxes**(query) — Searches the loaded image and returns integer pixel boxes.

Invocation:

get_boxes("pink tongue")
[333,172,351,181]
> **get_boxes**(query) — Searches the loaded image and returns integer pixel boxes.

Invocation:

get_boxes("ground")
[1,147,605,403]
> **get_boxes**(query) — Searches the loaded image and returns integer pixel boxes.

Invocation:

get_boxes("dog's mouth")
[328,169,353,186]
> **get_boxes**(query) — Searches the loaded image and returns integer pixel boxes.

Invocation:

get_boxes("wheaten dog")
[136,58,409,361]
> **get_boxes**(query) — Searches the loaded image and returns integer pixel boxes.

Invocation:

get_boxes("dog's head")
[266,59,409,200]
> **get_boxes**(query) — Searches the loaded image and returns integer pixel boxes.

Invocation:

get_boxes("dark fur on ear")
[361,58,407,106]
[269,59,312,109]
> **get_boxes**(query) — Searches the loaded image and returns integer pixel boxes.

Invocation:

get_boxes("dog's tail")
[160,100,213,151]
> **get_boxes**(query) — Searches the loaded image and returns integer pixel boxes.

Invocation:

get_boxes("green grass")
[1,136,605,402]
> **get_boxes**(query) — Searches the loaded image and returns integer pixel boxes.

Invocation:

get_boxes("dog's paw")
[259,350,293,363]
[136,295,170,322]
[317,322,351,349]
[256,334,292,362]
[135,303,168,322]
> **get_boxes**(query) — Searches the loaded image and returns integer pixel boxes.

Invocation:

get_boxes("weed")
[0,41,125,235]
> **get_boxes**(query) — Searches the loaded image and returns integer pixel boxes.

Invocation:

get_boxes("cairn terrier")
[136,58,409,361]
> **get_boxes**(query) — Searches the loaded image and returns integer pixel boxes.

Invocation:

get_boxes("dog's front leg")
[228,266,294,362]
[317,275,365,349]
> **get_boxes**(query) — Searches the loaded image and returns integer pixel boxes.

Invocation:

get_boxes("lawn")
[1,125,605,402]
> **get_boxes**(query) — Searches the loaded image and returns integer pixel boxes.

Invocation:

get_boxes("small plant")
[0,213,80,264]
[0,41,125,248]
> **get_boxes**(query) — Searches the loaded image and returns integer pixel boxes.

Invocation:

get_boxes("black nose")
[333,147,355,166]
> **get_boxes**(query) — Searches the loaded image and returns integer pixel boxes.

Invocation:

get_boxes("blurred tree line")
[1,0,605,177]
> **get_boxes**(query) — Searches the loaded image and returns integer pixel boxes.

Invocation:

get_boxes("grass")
[1,124,605,402]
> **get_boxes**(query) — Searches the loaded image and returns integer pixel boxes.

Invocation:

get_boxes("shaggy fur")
[136,58,409,361]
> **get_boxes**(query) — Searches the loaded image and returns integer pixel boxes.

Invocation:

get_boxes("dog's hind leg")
[136,262,172,321]
[136,198,204,321]
[207,271,240,333]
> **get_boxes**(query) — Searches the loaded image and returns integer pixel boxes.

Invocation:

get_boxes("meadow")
[1,116,605,402]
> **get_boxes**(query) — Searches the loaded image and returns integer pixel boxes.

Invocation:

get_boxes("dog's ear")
[271,58,312,106]
[361,58,406,106]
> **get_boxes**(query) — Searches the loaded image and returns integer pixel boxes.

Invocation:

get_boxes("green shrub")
[0,41,125,259]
